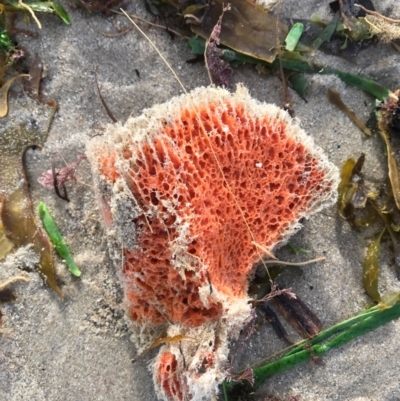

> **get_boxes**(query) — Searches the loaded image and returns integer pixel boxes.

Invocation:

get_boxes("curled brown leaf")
[0,74,29,118]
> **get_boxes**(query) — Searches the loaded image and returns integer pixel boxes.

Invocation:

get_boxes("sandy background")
[1,1,400,400]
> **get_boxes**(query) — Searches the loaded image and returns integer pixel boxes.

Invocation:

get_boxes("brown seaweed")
[376,91,400,210]
[327,88,371,136]
[23,57,58,133]
[270,288,322,338]
[0,124,62,299]
[190,0,287,63]
[362,228,384,302]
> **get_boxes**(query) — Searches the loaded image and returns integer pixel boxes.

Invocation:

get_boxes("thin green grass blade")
[324,67,390,100]
[52,2,71,24]
[277,59,391,100]
[312,13,340,51]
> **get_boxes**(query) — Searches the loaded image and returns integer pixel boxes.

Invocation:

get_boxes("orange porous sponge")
[86,85,339,401]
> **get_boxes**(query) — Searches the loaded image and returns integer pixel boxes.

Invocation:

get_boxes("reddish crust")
[98,102,331,326]
[99,150,119,183]
[157,352,186,401]
[124,240,222,326]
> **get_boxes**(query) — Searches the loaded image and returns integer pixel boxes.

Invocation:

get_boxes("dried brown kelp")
[376,91,400,210]
[0,195,14,260]
[0,124,62,299]
[362,228,384,302]
[23,57,58,133]
[269,288,322,338]
[327,88,371,136]
[338,152,400,300]
[0,74,29,118]
[337,154,373,228]
[259,303,292,345]
[189,0,287,63]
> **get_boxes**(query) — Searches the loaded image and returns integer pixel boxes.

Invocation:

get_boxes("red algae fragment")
[86,85,339,401]
[155,352,187,401]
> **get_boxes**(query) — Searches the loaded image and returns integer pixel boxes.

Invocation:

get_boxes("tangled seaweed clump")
[86,85,339,401]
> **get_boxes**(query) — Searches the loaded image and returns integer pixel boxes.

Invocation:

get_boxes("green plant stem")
[222,381,229,401]
[251,302,400,388]
[283,305,380,357]
[38,202,81,277]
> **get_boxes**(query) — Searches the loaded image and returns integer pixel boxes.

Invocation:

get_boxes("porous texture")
[156,352,186,401]
[366,16,400,43]
[86,85,339,401]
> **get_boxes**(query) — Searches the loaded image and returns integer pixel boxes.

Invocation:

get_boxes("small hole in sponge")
[150,192,159,206]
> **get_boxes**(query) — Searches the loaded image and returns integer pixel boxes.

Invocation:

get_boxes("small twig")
[0,276,29,291]
[95,66,118,123]
[110,9,189,39]
[262,256,325,267]
[251,241,277,259]
[91,25,134,38]
[355,4,400,24]
[255,283,296,303]
[121,9,187,95]
[45,99,58,134]
[18,0,42,29]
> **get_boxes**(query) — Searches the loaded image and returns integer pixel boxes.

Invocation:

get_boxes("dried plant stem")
[251,241,277,259]
[262,256,325,266]
[355,4,400,24]
[95,66,118,122]
[91,26,134,38]
[0,276,28,291]
[121,10,187,95]
[18,0,42,29]
[204,48,213,86]
[112,9,188,38]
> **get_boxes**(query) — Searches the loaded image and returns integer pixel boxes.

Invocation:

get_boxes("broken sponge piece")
[86,85,339,401]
